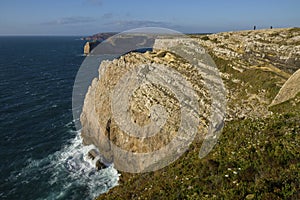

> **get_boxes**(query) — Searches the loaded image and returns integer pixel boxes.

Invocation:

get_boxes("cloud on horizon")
[102,13,114,19]
[42,16,96,25]
[105,20,178,29]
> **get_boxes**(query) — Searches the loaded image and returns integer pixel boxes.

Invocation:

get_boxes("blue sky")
[0,0,299,35]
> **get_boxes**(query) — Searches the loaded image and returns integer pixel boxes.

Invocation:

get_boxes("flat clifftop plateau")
[195,27,300,74]
[79,28,299,199]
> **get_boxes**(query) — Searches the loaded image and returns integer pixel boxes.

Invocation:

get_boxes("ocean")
[0,36,119,200]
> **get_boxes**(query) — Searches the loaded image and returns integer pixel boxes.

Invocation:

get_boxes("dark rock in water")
[95,160,106,170]
[88,149,99,160]
[87,149,108,170]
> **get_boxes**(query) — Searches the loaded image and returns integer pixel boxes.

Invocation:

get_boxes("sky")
[0,0,299,35]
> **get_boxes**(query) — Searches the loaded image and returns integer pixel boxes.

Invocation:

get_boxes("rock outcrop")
[87,149,107,170]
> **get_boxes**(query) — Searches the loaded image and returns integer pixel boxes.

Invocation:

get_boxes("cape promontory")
[80,28,299,199]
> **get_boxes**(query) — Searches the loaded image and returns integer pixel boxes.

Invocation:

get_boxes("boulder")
[271,68,300,106]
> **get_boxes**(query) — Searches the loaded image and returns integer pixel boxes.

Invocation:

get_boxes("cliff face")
[80,49,212,172]
[80,28,300,172]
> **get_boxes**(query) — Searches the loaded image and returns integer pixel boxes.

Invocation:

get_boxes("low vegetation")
[98,96,299,199]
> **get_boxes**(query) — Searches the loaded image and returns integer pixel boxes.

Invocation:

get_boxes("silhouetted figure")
[270,26,273,29]
[254,26,256,30]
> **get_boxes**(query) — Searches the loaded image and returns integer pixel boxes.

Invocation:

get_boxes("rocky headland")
[80,28,299,199]
[81,32,117,41]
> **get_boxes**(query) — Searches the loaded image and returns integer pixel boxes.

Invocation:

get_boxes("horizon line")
[0,26,298,37]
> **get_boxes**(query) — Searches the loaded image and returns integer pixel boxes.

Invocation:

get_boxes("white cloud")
[106,20,175,29]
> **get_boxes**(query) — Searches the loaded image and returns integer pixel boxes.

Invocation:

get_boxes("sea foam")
[9,125,119,200]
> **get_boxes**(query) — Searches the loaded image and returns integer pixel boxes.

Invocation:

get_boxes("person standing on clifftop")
[254,26,256,30]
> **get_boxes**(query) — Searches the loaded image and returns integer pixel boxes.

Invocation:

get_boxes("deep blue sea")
[0,36,119,200]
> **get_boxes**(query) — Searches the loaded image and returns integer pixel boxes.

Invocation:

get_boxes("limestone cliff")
[83,41,100,55]
[80,28,300,171]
